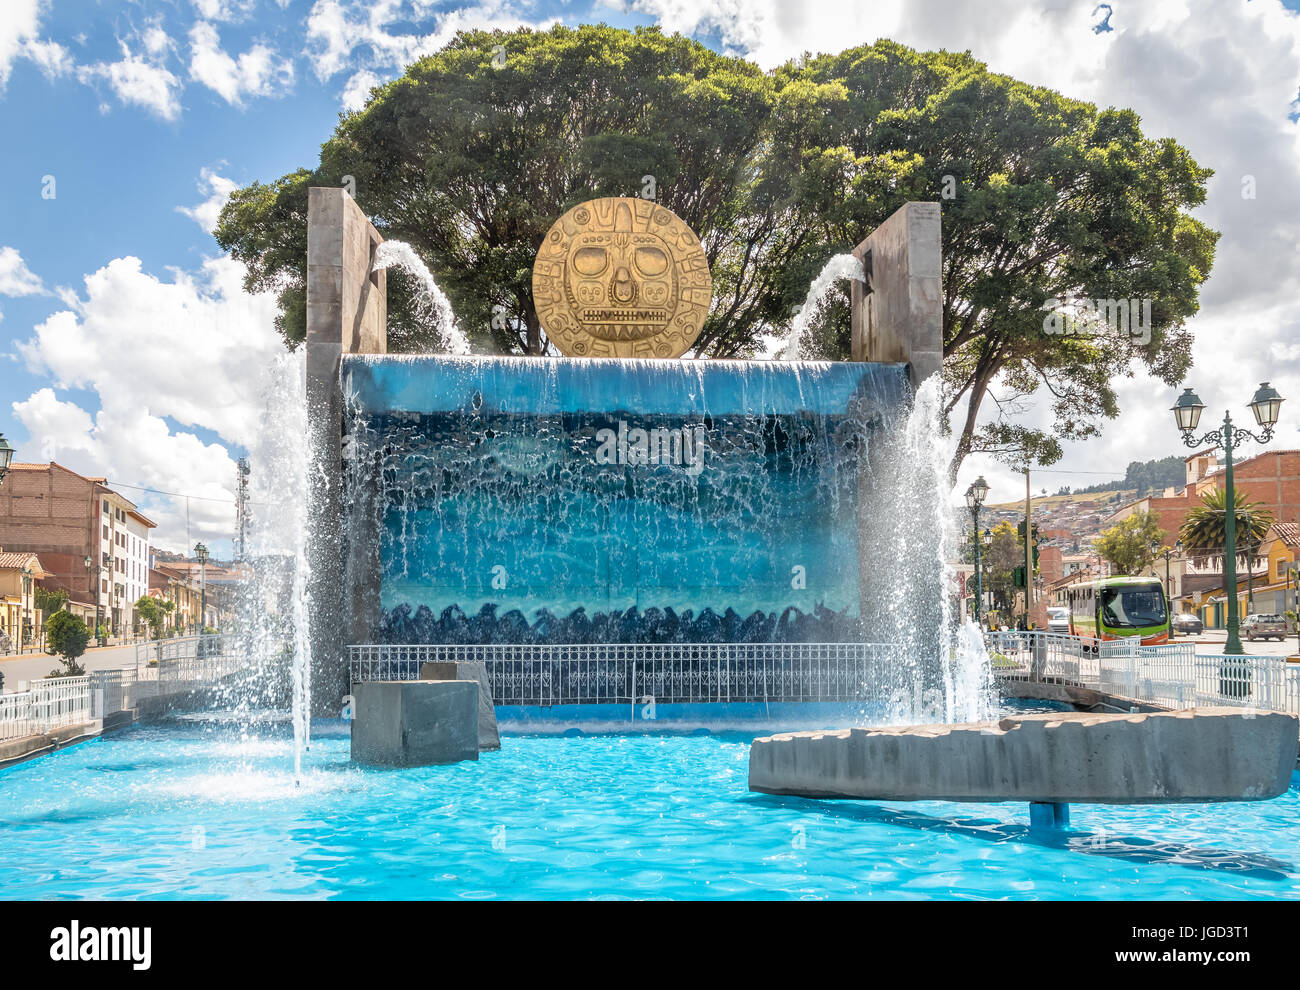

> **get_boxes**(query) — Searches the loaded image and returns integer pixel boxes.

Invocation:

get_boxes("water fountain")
[302,190,977,734]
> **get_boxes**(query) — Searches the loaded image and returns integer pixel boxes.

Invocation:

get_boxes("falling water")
[859,375,994,723]
[372,240,472,355]
[783,254,863,361]
[342,354,990,725]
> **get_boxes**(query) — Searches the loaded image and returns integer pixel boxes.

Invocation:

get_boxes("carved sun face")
[565,230,676,342]
[532,197,712,358]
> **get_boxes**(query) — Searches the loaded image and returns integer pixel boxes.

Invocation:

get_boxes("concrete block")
[351,680,480,767]
[749,707,1298,804]
[420,661,501,751]
[851,201,943,388]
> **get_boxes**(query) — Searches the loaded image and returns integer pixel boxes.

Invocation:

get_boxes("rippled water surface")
[1,721,1297,900]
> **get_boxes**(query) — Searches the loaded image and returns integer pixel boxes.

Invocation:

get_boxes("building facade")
[0,550,46,651]
[0,462,156,639]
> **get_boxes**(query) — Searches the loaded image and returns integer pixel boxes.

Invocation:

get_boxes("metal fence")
[348,642,906,706]
[991,630,1300,717]
[0,677,92,742]
[1,635,248,743]
[133,634,238,671]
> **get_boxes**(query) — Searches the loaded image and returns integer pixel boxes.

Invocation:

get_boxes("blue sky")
[2,1,1300,552]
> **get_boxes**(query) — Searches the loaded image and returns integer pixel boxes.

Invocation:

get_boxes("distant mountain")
[1053,455,1185,499]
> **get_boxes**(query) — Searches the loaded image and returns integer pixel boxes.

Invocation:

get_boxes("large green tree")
[1093,510,1166,576]
[764,42,1216,474]
[217,25,776,354]
[216,28,1216,475]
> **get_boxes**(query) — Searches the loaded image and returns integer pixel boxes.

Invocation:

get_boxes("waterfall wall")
[342,355,910,646]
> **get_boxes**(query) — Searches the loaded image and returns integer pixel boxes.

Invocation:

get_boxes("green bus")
[1061,575,1170,646]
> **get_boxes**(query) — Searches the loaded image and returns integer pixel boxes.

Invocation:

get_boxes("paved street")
[1182,629,1300,657]
[0,644,141,690]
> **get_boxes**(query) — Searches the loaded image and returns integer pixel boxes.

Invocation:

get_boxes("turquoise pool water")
[1,719,1297,900]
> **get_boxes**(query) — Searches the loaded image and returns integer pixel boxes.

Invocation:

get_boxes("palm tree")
[1179,490,1274,568]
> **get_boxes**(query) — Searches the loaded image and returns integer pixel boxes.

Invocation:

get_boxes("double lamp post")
[1171,382,1284,656]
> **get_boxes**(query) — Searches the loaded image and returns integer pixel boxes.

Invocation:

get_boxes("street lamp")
[1172,383,1284,655]
[965,476,990,626]
[194,542,209,634]
[0,433,14,483]
[84,554,102,648]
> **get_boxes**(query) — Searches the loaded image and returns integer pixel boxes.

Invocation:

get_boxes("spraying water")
[238,352,314,777]
[783,254,863,361]
[372,240,472,355]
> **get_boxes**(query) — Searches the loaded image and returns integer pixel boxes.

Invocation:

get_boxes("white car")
[1046,606,1071,635]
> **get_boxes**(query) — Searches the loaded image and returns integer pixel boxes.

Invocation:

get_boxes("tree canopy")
[216,24,1217,474]
[1093,510,1167,576]
[44,610,89,676]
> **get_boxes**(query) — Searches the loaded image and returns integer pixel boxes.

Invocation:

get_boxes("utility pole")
[1023,467,1033,627]
[235,457,250,562]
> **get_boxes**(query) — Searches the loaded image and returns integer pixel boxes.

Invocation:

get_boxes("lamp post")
[0,433,14,484]
[964,476,990,626]
[1172,383,1284,656]
[84,554,101,648]
[982,528,993,624]
[194,542,209,634]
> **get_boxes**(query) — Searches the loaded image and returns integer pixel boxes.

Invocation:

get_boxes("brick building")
[0,462,156,638]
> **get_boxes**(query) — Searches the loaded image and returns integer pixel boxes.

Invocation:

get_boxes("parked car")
[1171,612,1203,636]
[1242,613,1287,641]
[1046,607,1071,635]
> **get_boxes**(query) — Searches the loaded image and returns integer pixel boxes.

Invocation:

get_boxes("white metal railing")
[991,630,1300,717]
[348,642,906,706]
[133,634,237,671]
[0,676,92,742]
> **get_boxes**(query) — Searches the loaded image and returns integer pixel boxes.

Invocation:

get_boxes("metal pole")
[1222,413,1243,656]
[972,506,983,627]
[1170,550,1180,636]
[1244,510,1255,615]
[1023,468,1033,627]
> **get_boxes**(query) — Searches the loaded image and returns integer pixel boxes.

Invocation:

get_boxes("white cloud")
[0,246,45,296]
[192,0,259,22]
[11,251,288,548]
[188,21,294,106]
[304,0,556,107]
[22,38,72,78]
[178,168,241,234]
[78,43,184,120]
[341,68,381,111]
[0,0,40,89]
[0,0,73,88]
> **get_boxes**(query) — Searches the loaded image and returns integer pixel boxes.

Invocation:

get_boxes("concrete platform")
[351,679,479,767]
[748,707,1298,804]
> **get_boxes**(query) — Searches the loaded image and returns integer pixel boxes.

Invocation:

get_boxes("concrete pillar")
[850,201,943,390]
[306,187,387,714]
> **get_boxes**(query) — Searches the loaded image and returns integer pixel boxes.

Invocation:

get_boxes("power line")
[105,480,239,505]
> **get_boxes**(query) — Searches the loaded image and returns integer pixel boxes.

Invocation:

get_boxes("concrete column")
[306,187,387,714]
[850,201,943,390]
